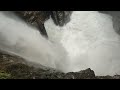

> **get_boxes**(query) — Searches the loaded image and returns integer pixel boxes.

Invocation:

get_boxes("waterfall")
[0,11,120,76]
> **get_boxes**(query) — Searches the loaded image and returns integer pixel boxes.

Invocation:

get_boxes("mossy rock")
[0,71,11,79]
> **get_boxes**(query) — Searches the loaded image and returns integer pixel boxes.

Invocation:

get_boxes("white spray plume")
[0,11,68,71]
[45,11,120,76]
[0,11,120,76]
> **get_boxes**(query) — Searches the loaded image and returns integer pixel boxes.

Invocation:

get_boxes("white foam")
[45,11,120,75]
[0,11,67,70]
[0,11,120,75]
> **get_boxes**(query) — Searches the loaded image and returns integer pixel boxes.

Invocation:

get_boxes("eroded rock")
[14,11,72,38]
[0,50,97,79]
[51,11,72,26]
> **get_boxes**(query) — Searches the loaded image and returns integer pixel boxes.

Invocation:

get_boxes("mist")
[45,11,120,76]
[0,11,120,76]
[0,11,68,71]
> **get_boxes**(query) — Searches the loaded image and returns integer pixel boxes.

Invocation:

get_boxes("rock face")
[15,11,50,38]
[14,11,72,38]
[0,50,96,79]
[50,11,72,26]
[0,50,120,79]
[66,68,95,79]
[99,11,120,35]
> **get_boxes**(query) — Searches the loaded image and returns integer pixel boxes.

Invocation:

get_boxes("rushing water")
[0,11,120,76]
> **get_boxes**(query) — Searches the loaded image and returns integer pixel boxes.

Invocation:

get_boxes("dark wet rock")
[113,75,120,79]
[14,11,72,38]
[15,11,50,38]
[1,50,119,79]
[96,75,120,79]
[0,50,61,79]
[51,11,72,26]
[65,68,95,79]
[96,75,113,79]
[99,11,120,35]
[0,50,96,79]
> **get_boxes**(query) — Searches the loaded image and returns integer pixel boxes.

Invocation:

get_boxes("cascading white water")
[45,11,120,76]
[0,11,120,76]
[0,11,68,70]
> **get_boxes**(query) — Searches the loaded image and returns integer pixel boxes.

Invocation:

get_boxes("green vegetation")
[0,71,11,79]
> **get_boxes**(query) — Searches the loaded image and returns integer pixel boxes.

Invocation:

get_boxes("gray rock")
[14,11,72,38]
[0,50,96,79]
[66,68,95,79]
[99,11,120,35]
[51,11,72,26]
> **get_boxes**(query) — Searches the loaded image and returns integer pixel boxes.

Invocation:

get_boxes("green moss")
[0,71,11,79]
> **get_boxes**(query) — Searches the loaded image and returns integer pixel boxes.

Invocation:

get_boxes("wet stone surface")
[0,50,120,79]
